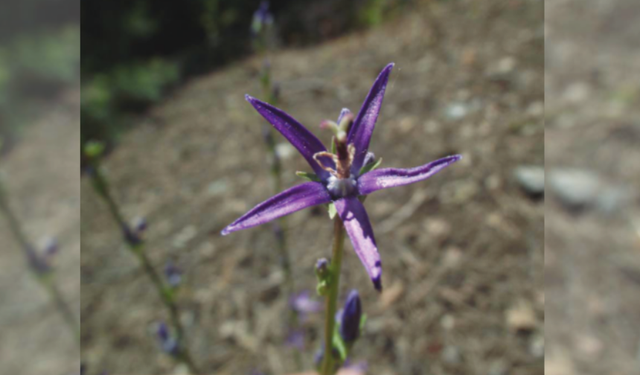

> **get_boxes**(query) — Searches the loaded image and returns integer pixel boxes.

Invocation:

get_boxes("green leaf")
[327,202,337,219]
[358,157,383,176]
[295,171,321,182]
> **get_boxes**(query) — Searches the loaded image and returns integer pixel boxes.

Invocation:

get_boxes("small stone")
[442,247,463,269]
[441,345,461,364]
[513,165,544,197]
[440,314,455,331]
[445,102,468,120]
[548,168,600,208]
[497,56,516,73]
[506,301,536,332]
[424,218,451,242]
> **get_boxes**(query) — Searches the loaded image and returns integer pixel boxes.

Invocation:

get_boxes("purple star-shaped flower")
[221,63,461,290]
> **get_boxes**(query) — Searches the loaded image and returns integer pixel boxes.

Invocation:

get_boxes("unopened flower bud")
[133,217,147,233]
[339,289,362,344]
[122,225,142,246]
[164,260,182,288]
[156,322,179,355]
[315,258,329,278]
[42,237,58,256]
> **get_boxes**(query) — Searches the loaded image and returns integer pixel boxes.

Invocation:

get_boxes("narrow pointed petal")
[357,155,462,196]
[334,197,382,291]
[221,182,332,235]
[348,63,394,172]
[246,95,330,179]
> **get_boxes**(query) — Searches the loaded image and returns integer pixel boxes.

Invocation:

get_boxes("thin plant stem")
[0,188,80,345]
[320,217,346,375]
[88,166,200,374]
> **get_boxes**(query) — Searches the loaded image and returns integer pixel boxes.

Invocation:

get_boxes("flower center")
[326,175,357,198]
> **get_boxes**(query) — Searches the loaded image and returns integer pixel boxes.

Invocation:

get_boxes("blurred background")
[546,0,640,374]
[81,0,543,374]
[0,0,80,374]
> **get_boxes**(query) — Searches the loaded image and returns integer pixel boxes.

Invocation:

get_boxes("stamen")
[313,152,338,177]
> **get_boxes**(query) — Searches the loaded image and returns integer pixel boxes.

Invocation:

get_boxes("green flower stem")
[0,188,80,345]
[89,165,199,375]
[321,217,346,375]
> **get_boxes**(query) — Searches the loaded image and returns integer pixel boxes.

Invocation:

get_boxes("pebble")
[548,168,600,208]
[513,165,544,197]
[548,168,633,212]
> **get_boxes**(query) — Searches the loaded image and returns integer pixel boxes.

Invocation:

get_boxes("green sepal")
[359,313,367,331]
[316,282,328,296]
[327,202,337,219]
[295,171,321,182]
[332,323,348,361]
[358,157,382,176]
[331,136,337,154]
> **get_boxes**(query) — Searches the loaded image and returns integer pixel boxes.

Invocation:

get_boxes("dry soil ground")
[81,1,543,374]
[545,0,640,374]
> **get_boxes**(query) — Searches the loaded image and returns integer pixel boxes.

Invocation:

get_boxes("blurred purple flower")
[156,322,179,356]
[251,1,274,35]
[290,290,322,321]
[133,216,147,233]
[221,63,461,291]
[285,329,305,351]
[42,237,58,256]
[164,260,182,288]
[338,290,362,344]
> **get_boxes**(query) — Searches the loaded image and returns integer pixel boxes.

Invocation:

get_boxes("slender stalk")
[89,166,199,374]
[320,217,346,375]
[0,188,80,345]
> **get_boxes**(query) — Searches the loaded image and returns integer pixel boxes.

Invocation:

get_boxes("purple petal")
[334,197,382,291]
[358,155,462,196]
[347,63,394,173]
[221,182,331,235]
[246,95,330,179]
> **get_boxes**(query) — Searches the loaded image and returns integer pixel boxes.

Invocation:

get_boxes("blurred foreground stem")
[320,217,346,375]
[0,185,80,345]
[87,160,199,374]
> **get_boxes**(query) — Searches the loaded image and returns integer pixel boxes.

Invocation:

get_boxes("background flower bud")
[339,289,362,344]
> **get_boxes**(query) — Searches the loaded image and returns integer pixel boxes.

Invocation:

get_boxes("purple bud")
[156,322,178,355]
[164,260,182,288]
[315,258,329,277]
[122,225,142,245]
[42,237,58,256]
[133,216,147,233]
[26,245,50,274]
[339,290,362,344]
[363,152,376,167]
[285,329,305,350]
